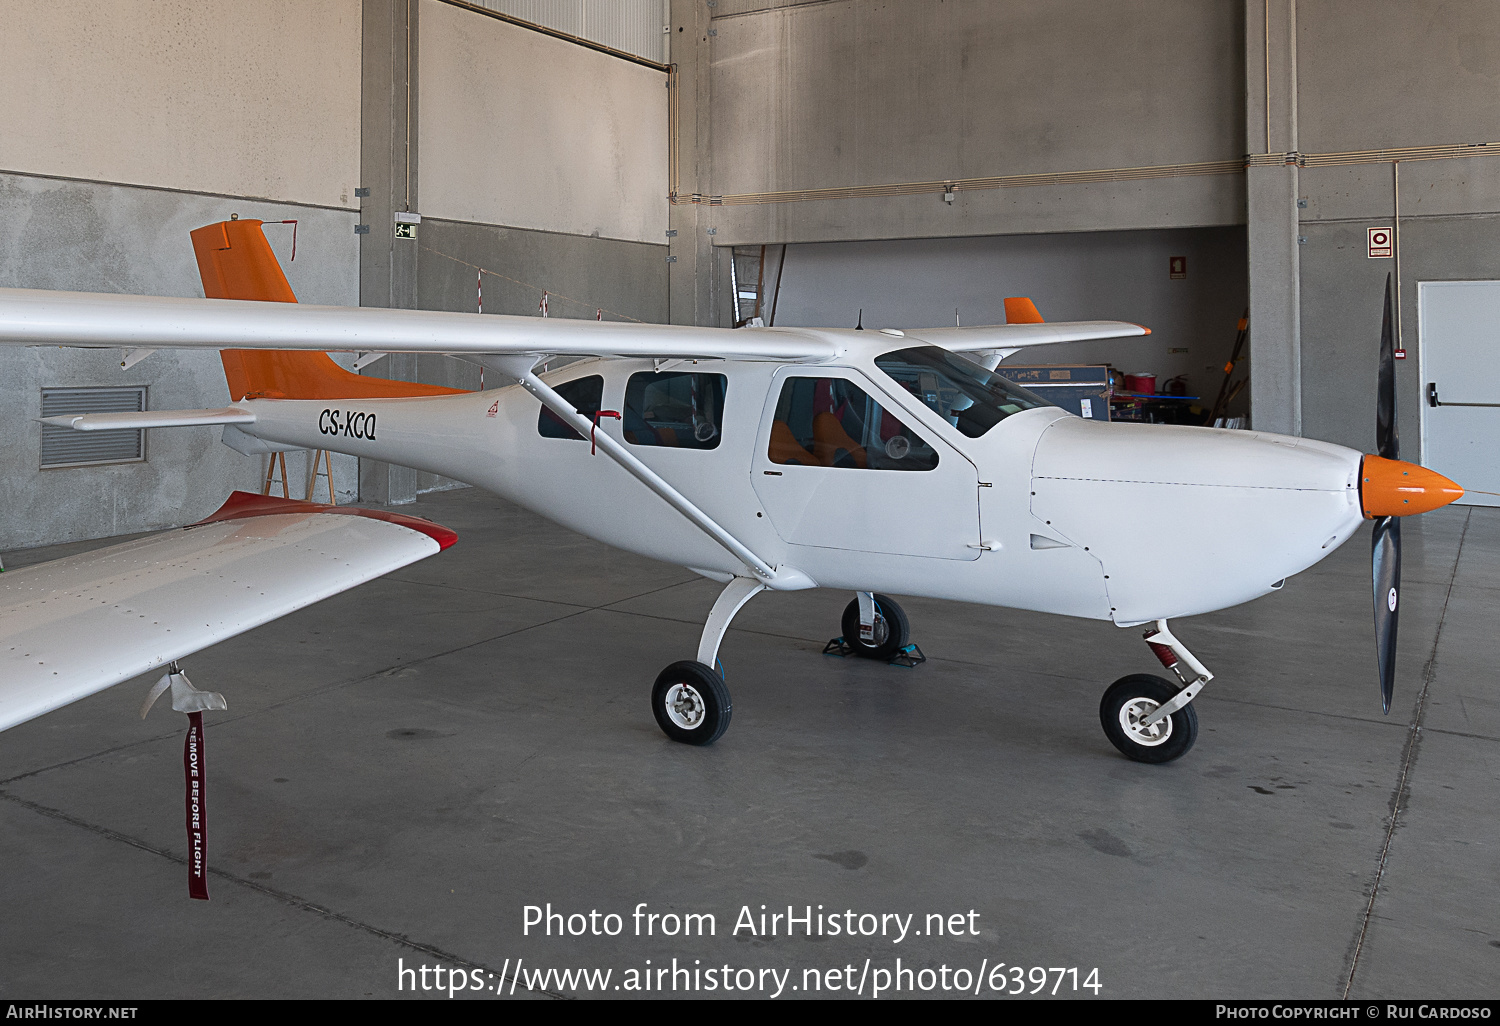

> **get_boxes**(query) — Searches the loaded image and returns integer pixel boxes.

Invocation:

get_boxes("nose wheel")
[1099,620,1214,763]
[1100,674,1198,763]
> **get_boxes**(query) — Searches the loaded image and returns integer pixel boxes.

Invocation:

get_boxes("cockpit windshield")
[873,346,1053,438]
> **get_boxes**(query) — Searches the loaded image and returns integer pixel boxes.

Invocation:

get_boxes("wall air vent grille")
[40,386,146,468]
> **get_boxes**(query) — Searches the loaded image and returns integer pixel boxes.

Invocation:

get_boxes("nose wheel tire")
[839,594,910,661]
[1100,674,1198,763]
[652,660,732,745]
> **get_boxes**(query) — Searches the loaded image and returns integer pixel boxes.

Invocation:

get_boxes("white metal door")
[751,368,982,560]
[1419,281,1500,507]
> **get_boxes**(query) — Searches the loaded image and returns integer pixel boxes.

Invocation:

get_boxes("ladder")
[730,244,787,328]
[262,450,336,504]
[730,245,765,327]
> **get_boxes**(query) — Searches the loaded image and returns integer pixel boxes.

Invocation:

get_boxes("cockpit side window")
[623,372,727,450]
[874,346,1051,438]
[768,376,938,471]
[537,375,604,440]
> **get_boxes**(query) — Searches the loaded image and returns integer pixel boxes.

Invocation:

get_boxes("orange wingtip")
[1132,323,1153,335]
[1003,297,1044,324]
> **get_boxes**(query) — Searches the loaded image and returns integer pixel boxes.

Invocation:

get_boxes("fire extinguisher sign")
[1368,227,1393,258]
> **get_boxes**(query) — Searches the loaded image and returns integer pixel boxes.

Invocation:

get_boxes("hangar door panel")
[1420,281,1500,507]
[752,371,981,560]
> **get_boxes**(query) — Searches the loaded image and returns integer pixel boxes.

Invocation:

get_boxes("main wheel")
[839,594,910,661]
[1100,674,1198,764]
[652,660,732,745]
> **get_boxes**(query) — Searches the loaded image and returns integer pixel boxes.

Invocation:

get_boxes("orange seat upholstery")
[769,420,817,465]
[812,411,867,468]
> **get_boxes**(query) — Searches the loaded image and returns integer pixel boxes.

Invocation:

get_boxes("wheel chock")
[822,637,925,668]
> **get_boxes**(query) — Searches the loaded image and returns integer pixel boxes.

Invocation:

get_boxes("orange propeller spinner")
[1359,455,1464,518]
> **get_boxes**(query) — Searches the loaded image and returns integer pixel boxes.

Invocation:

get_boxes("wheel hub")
[1119,697,1173,746]
[664,682,706,730]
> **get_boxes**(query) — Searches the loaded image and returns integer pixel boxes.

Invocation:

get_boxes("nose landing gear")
[1101,620,1213,764]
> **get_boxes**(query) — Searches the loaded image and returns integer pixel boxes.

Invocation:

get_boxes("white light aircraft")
[0,220,1463,768]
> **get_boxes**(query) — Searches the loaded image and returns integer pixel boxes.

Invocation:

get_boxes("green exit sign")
[394,222,417,240]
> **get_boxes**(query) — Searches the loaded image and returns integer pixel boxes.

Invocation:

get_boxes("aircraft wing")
[0,492,456,733]
[905,321,1150,354]
[0,287,838,363]
[0,287,1146,370]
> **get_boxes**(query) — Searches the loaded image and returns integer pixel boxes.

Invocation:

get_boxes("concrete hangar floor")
[1,487,1496,1000]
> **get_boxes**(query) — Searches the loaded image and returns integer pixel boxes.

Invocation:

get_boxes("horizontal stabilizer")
[0,492,456,734]
[40,408,256,431]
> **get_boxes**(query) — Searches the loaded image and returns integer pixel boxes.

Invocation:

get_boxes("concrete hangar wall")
[677,0,1500,456]
[0,0,668,549]
[0,0,364,549]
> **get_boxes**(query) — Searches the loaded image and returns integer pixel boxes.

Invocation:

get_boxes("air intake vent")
[40,386,146,468]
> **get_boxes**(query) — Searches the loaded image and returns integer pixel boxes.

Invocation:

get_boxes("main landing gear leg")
[1100,620,1214,764]
[837,592,911,661]
[651,576,765,746]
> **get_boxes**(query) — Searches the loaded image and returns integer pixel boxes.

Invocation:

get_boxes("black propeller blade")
[1372,272,1400,714]
[1376,274,1399,460]
[1372,514,1400,714]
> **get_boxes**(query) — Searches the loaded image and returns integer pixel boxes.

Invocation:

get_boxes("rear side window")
[537,375,603,440]
[768,376,937,471]
[623,372,727,450]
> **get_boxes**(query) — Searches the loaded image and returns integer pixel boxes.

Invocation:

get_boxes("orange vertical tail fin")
[191,219,300,305]
[1003,297,1045,324]
[190,219,466,401]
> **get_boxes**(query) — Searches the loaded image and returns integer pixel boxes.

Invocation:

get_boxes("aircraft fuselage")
[238,349,1367,627]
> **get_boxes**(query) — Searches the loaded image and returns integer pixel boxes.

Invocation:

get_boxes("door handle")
[1428,382,1500,408]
